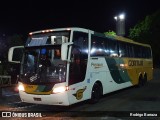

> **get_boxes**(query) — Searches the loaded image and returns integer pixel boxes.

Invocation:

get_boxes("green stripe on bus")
[35,85,52,92]
[119,58,131,82]
[105,58,131,83]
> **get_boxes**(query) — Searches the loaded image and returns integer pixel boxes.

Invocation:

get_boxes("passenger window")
[109,40,118,57]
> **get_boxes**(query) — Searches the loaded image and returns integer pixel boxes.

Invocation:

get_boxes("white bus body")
[8,27,153,106]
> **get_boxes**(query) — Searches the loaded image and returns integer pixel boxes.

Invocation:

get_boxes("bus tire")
[89,83,102,104]
[138,75,143,87]
[143,74,147,85]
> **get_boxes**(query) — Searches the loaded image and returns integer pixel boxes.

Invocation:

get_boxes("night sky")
[0,0,159,36]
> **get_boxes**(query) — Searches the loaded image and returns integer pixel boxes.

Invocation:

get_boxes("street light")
[114,13,125,36]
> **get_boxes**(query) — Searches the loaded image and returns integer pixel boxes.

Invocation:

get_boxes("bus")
[8,27,153,106]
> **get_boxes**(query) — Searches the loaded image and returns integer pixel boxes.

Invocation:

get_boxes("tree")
[104,30,116,36]
[129,9,160,68]
[129,15,153,43]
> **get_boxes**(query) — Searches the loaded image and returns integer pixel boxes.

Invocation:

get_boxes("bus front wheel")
[90,83,102,104]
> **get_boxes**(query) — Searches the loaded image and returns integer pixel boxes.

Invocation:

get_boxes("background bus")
[8,27,153,106]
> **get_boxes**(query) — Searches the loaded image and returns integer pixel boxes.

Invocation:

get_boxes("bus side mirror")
[8,46,24,63]
[61,42,73,61]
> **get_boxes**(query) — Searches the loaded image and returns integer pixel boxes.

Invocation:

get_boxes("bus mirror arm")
[61,42,73,61]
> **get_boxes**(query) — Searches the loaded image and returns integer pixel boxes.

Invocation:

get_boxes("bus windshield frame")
[20,45,67,85]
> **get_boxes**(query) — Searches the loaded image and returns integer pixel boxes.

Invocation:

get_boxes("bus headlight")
[18,84,25,91]
[52,86,68,94]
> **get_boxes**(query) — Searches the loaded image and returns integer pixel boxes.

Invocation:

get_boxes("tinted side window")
[91,35,105,56]
[134,45,142,58]
[142,47,152,58]
[69,32,88,85]
[73,32,88,58]
[146,47,152,58]
[127,44,134,58]
[108,40,118,57]
[119,42,128,57]
[91,35,118,57]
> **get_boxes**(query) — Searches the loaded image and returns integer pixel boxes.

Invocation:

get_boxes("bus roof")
[114,36,151,47]
[29,27,151,48]
[29,27,89,35]
[93,30,151,48]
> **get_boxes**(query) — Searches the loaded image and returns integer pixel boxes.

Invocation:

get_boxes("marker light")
[29,32,33,35]
[66,28,71,31]
[53,86,68,94]
[18,84,25,91]
[45,30,49,32]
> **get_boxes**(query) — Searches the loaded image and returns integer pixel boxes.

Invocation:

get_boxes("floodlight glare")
[114,16,117,20]
[114,13,126,36]
[119,14,125,20]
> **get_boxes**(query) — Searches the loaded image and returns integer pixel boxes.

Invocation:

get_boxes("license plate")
[33,97,42,101]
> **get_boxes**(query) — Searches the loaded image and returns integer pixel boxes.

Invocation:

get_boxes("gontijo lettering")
[128,60,143,66]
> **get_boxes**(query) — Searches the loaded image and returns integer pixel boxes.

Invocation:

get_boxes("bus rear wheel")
[143,74,147,85]
[138,75,143,87]
[90,83,102,104]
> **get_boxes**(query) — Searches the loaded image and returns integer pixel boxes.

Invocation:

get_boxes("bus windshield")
[20,46,67,84]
